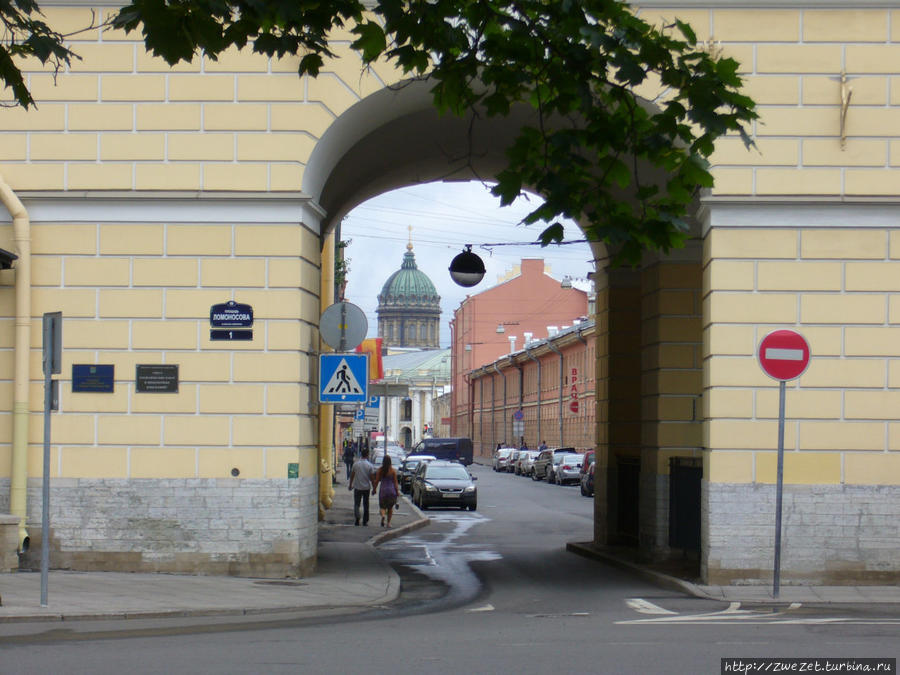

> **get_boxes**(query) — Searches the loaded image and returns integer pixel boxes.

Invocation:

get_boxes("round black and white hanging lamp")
[448,244,486,287]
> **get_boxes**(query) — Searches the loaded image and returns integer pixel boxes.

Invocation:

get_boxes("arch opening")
[308,79,704,577]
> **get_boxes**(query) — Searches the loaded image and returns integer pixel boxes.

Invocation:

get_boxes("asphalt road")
[1,464,897,674]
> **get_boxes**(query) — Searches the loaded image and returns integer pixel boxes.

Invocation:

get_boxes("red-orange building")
[465,322,596,458]
[449,258,589,445]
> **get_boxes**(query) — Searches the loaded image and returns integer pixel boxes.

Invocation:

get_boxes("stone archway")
[303,78,704,572]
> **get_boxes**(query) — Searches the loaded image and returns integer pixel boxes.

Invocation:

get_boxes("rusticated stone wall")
[1,477,317,577]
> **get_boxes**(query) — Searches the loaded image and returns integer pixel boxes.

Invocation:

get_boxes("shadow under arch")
[304,77,706,571]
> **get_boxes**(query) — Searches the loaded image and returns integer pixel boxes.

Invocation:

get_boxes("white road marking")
[620,601,774,624]
[466,604,495,613]
[618,601,900,625]
[626,598,677,615]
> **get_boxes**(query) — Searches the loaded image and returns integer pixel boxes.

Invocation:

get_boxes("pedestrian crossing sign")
[319,353,368,403]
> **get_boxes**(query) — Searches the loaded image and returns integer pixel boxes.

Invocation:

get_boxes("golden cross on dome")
[407,225,413,251]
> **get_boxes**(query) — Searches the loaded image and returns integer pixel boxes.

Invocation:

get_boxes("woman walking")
[372,455,400,528]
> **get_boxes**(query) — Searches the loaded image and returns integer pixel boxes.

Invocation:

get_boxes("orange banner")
[355,338,384,381]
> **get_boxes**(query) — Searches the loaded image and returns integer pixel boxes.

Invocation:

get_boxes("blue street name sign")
[319,353,368,403]
[210,301,254,328]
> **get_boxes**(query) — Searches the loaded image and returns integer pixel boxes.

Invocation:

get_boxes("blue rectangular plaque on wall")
[72,364,115,393]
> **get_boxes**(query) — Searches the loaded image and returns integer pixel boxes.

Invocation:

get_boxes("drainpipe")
[490,369,496,451]
[464,372,474,441]
[492,364,506,446]
[0,173,32,552]
[317,233,335,517]
[515,361,524,447]
[575,326,588,446]
[479,376,485,457]
[525,348,541,448]
[547,342,565,447]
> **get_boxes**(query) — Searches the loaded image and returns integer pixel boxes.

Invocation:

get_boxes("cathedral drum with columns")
[376,241,441,350]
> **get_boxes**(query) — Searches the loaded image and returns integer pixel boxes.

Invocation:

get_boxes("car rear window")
[426,466,470,480]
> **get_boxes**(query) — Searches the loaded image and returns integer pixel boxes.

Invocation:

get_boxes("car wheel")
[532,469,539,481]
[580,483,587,496]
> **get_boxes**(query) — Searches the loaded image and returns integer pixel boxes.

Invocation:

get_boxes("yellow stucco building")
[1,1,899,584]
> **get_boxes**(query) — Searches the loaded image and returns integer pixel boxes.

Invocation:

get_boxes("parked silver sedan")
[492,447,516,472]
[553,453,585,485]
[515,450,539,476]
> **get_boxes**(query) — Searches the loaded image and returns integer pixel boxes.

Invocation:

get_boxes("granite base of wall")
[703,482,900,586]
[0,513,20,573]
[638,472,671,553]
[0,477,318,578]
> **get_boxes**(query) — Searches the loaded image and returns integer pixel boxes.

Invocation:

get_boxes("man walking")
[348,447,375,526]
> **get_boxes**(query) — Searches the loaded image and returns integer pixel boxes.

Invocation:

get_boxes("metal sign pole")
[338,302,347,352]
[758,329,810,600]
[41,354,51,607]
[40,311,61,608]
[773,379,786,599]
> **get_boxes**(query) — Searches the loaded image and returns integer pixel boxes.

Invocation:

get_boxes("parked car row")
[492,446,596,497]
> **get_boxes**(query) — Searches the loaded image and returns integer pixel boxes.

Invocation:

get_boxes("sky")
[340,182,596,348]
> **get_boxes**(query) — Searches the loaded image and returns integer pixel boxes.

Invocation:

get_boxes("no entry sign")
[756,328,811,599]
[758,329,810,381]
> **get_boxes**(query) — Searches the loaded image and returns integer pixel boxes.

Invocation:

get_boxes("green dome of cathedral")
[378,244,440,308]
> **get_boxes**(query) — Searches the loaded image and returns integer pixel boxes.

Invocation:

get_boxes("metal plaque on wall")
[136,364,179,393]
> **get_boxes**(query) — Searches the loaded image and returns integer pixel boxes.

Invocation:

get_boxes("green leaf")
[351,21,387,64]
[0,0,757,266]
[539,223,565,245]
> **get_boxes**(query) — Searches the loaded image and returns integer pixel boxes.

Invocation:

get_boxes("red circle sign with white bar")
[758,329,811,381]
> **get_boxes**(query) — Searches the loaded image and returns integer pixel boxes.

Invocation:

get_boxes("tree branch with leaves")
[2,0,756,265]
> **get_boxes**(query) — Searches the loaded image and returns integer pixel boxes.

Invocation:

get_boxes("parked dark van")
[411,437,474,466]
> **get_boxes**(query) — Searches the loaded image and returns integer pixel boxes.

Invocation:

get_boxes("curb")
[368,494,431,547]
[0,603,370,625]
[566,541,710,599]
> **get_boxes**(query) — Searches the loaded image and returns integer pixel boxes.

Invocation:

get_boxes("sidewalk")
[0,476,430,624]
[567,541,900,604]
[2,477,898,624]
